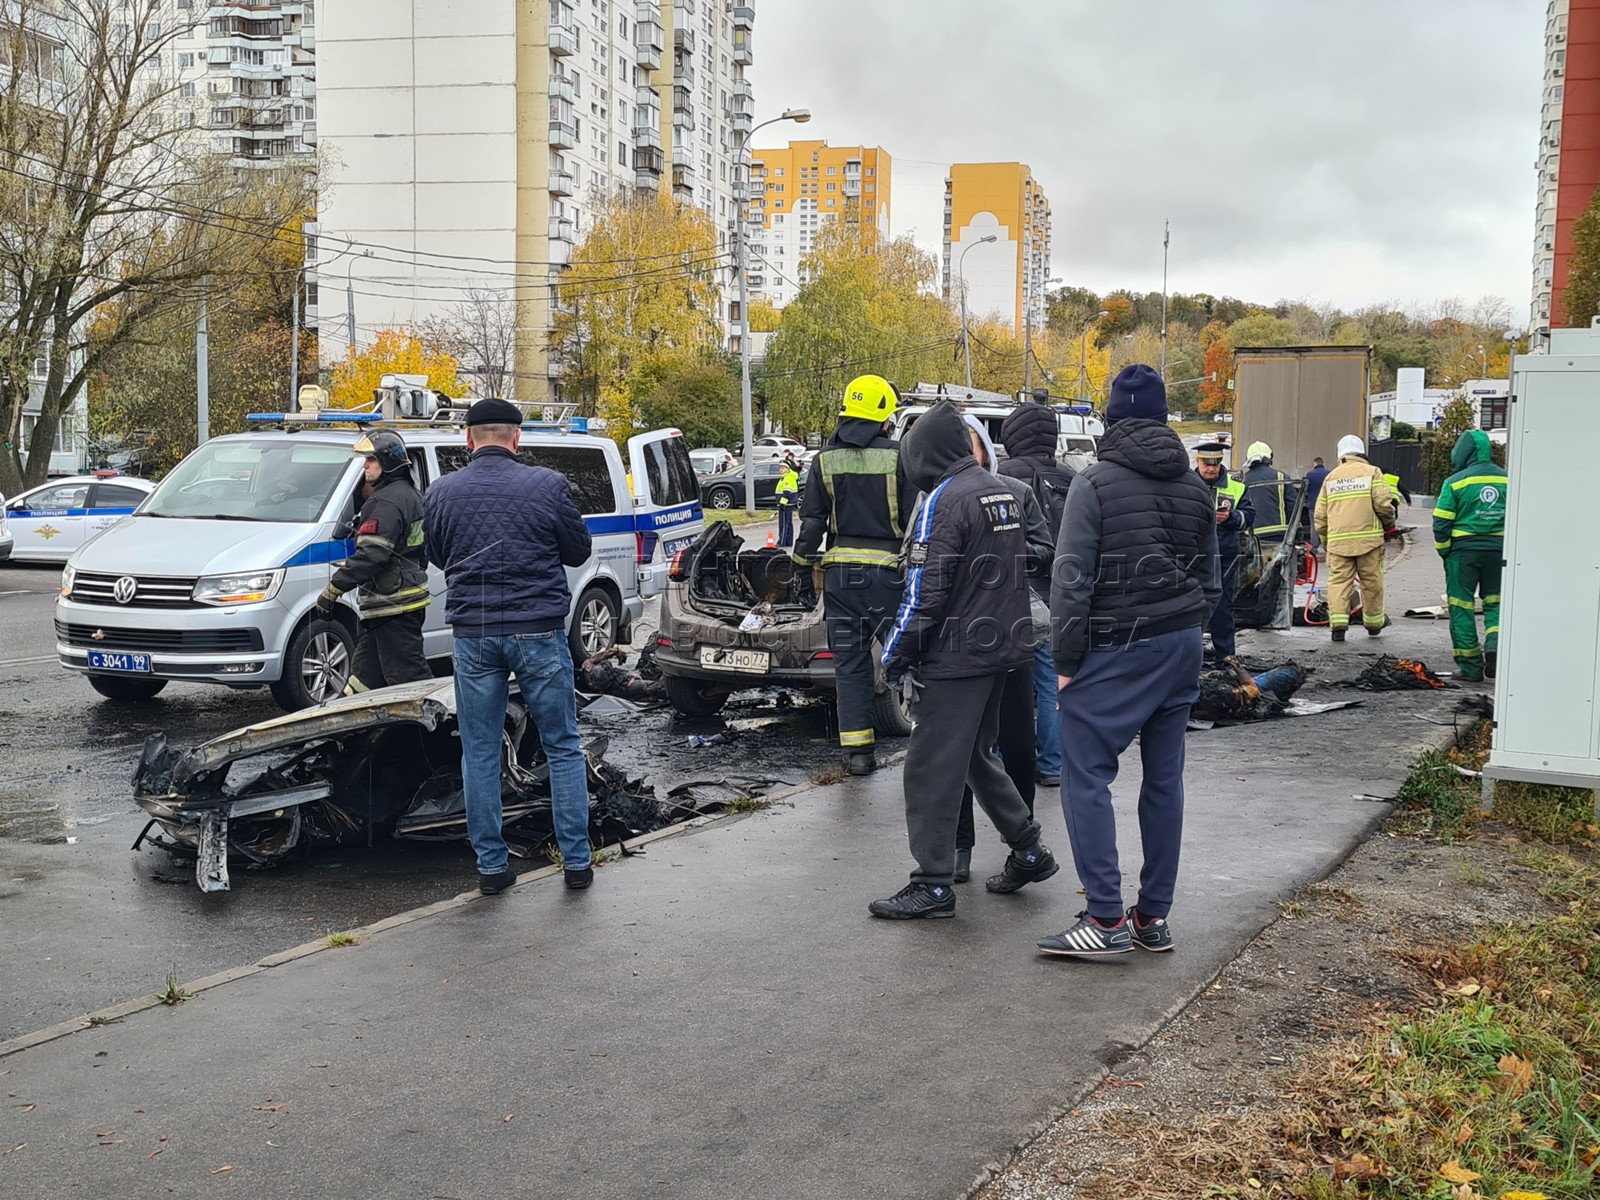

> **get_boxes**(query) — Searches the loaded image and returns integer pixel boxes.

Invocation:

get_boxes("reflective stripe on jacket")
[1241,464,1290,537]
[1314,456,1395,557]
[792,419,916,569]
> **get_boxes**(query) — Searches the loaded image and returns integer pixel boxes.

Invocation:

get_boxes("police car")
[4,474,155,564]
[55,414,701,709]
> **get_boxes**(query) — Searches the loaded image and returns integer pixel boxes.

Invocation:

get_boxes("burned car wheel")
[665,675,728,718]
[88,675,168,703]
[271,618,354,711]
[705,485,736,510]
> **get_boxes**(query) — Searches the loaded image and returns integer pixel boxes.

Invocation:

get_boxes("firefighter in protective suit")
[793,375,918,775]
[316,429,432,694]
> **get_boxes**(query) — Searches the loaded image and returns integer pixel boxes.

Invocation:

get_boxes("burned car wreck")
[132,679,669,893]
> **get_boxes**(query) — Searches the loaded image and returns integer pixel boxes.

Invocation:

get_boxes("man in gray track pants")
[870,401,1060,920]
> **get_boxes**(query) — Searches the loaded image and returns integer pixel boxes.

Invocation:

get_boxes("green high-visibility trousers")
[1443,549,1501,672]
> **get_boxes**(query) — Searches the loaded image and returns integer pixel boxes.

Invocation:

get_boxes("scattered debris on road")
[1350,655,1450,691]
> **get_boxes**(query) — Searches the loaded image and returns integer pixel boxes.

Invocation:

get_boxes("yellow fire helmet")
[839,374,899,422]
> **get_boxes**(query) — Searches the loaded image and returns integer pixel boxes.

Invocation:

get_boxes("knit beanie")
[1106,365,1167,423]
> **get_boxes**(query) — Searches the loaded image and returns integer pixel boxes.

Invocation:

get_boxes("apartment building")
[169,2,318,167]
[315,0,754,404]
[743,140,891,308]
[942,162,1051,336]
[1535,0,1600,329]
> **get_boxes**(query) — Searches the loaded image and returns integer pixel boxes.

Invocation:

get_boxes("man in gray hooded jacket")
[872,401,1059,920]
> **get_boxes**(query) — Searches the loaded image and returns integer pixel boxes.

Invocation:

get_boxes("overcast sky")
[751,0,1544,321]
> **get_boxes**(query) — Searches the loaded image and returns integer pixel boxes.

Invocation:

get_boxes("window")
[618,140,626,161]
[827,166,836,175]
[637,438,699,508]
[179,81,195,97]
[94,484,149,509]
[20,483,90,511]
[827,182,835,191]
[178,51,193,68]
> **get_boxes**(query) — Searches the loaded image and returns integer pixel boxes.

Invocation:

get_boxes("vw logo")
[112,575,139,604]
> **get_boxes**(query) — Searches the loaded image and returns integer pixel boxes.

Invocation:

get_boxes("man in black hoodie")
[999,395,1077,787]
[1039,366,1221,960]
[872,401,1059,920]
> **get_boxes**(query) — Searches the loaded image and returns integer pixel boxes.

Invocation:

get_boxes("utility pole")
[197,288,210,443]
[1159,220,1170,378]
[346,263,357,354]
[289,266,301,409]
[1023,272,1033,395]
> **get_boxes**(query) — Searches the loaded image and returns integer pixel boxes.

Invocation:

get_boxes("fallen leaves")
[211,1164,234,1175]
[1438,1159,1480,1184]
[1494,1054,1534,1098]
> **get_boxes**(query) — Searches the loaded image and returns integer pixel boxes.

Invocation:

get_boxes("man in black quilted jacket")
[423,399,595,897]
[1038,366,1221,961]
[998,394,1076,787]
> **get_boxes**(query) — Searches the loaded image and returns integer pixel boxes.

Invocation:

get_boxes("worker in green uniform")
[1432,430,1507,681]
[775,453,800,548]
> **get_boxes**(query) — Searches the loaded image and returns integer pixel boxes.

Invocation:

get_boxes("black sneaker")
[952,848,972,884]
[985,844,1060,894]
[565,865,594,890]
[868,882,955,919]
[479,868,518,896]
[1035,773,1061,787]
[1036,913,1134,959]
[1484,650,1498,680]
[1330,628,1346,643]
[1127,908,1174,952]
[847,751,877,776]
[1365,616,1391,636]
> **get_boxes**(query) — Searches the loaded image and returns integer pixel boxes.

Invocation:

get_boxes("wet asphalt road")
[0,525,840,1041]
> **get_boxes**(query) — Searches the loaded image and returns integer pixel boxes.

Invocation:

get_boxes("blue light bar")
[246,411,384,424]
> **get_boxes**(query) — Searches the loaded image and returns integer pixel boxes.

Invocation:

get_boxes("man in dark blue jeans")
[423,399,595,895]
[1041,366,1221,960]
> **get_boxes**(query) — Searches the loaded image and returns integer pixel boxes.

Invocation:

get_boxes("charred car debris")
[130,678,776,893]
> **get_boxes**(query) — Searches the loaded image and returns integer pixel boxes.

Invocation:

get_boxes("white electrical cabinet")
[1485,323,1600,805]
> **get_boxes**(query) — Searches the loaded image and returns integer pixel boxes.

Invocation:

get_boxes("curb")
[0,752,904,1060]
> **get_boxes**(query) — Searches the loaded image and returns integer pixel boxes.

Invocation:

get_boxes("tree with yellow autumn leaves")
[552,193,728,438]
[328,330,468,409]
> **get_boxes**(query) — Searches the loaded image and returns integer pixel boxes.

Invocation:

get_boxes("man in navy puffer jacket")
[424,399,594,896]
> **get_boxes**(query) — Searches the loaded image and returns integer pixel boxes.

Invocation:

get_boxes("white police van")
[55,412,702,710]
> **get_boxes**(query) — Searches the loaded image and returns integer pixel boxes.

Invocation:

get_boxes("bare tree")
[422,289,519,400]
[0,0,312,493]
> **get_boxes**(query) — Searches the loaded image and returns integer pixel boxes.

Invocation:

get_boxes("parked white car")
[4,475,154,564]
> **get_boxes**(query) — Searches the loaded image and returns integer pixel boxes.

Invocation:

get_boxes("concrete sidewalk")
[0,536,1469,1200]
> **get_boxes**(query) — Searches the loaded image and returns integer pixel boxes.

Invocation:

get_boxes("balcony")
[672,168,694,198]
[732,31,752,66]
[550,216,575,241]
[843,178,860,196]
[549,119,577,149]
[635,169,661,194]
[674,24,695,56]
[634,124,662,151]
[634,144,664,174]
[673,59,695,88]
[671,145,693,170]
[733,5,753,31]
[549,169,575,196]
[636,18,663,69]
[730,109,752,135]
[549,26,577,56]
[550,75,574,104]
[636,0,658,21]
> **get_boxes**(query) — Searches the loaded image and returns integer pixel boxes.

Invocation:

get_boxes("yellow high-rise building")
[942,163,1052,335]
[745,140,892,307]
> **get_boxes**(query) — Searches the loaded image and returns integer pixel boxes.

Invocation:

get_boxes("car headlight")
[192,569,285,606]
[59,564,75,598]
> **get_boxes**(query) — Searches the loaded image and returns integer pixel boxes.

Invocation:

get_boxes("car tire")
[706,486,736,510]
[665,675,728,718]
[569,585,621,664]
[87,675,168,702]
[270,617,354,711]
[872,678,915,737]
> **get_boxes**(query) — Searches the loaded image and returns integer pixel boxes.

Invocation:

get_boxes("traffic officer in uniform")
[316,429,431,694]
[1240,441,1291,547]
[793,375,918,775]
[1195,441,1253,661]
[775,452,800,548]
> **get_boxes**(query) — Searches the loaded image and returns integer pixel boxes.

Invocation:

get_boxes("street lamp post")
[735,107,810,515]
[958,235,997,390]
[1077,309,1109,404]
